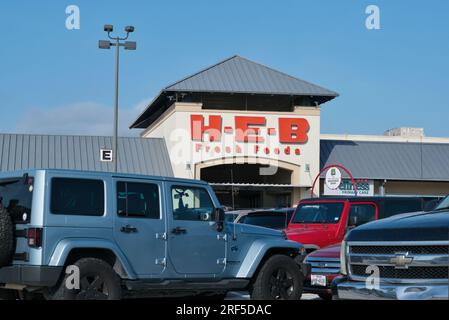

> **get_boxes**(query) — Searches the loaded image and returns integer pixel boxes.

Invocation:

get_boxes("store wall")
[143,102,321,191]
[380,180,449,196]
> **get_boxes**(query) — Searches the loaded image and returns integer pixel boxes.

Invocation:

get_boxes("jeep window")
[348,204,376,227]
[117,182,160,219]
[172,186,214,221]
[292,202,344,224]
[0,178,33,223]
[51,178,104,216]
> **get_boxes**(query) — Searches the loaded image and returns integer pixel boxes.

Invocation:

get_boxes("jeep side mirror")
[214,208,225,232]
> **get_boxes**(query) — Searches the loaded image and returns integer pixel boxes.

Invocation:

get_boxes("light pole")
[99,24,137,172]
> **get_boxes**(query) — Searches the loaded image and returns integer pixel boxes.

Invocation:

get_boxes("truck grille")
[306,257,340,274]
[347,241,449,283]
[351,265,449,279]
[350,245,449,255]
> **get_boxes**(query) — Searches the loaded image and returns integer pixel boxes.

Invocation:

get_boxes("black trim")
[14,229,27,238]
[13,252,28,262]
[123,278,249,292]
[0,265,63,287]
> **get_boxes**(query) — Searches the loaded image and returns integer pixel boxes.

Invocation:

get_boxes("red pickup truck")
[286,196,441,299]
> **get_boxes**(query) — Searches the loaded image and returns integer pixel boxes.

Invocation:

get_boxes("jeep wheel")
[0,203,14,267]
[48,258,121,300]
[250,255,303,300]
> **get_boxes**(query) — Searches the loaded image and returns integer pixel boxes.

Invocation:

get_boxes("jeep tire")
[0,204,14,267]
[48,258,121,300]
[250,255,304,300]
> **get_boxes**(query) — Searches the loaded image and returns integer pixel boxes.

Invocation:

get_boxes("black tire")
[250,255,304,300]
[0,204,14,268]
[0,289,17,300]
[47,258,121,300]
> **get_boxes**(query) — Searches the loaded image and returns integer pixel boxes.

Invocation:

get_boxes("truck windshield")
[0,178,33,223]
[291,202,344,224]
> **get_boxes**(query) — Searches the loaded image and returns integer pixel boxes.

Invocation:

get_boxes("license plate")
[311,274,327,287]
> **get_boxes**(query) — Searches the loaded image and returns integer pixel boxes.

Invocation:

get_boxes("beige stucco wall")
[379,180,449,196]
[143,102,321,192]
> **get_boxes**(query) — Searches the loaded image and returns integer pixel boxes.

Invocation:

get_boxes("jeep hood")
[347,210,449,242]
[231,223,284,238]
[285,227,332,246]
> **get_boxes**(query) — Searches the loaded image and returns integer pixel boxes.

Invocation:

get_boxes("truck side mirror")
[214,208,225,232]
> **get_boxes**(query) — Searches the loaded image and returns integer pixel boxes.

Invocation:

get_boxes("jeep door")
[167,183,226,276]
[113,178,166,277]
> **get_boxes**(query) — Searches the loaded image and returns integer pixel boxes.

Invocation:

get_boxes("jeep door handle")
[120,225,138,233]
[171,227,187,235]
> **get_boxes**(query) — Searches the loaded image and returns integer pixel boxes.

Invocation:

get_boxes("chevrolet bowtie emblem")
[390,252,413,269]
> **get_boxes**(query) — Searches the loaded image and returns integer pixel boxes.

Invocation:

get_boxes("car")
[236,208,295,230]
[297,196,441,299]
[333,194,449,300]
[303,244,340,300]
[0,169,309,300]
[285,196,438,252]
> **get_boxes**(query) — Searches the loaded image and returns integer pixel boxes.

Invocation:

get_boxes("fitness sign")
[321,166,374,196]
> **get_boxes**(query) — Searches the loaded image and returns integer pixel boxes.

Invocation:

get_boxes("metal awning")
[209,183,307,188]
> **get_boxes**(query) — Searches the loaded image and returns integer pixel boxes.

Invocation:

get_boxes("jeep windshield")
[0,177,33,223]
[291,202,344,224]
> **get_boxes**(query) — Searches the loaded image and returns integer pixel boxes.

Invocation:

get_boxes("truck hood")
[307,243,341,259]
[347,210,449,242]
[285,226,333,246]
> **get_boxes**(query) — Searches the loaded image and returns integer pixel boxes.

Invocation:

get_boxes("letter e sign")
[100,149,113,162]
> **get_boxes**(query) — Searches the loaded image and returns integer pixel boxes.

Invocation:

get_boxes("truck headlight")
[340,240,348,275]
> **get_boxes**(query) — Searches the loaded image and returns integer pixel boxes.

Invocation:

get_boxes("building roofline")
[165,55,339,97]
[321,133,449,144]
[130,55,339,129]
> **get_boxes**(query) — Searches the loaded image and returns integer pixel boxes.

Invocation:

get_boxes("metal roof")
[321,139,449,181]
[131,55,338,129]
[0,133,173,177]
[165,55,338,97]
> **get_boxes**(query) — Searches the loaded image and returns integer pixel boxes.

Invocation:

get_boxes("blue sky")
[0,0,448,137]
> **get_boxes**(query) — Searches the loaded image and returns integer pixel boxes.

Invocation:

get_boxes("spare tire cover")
[0,204,14,267]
